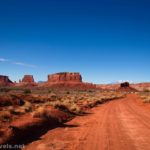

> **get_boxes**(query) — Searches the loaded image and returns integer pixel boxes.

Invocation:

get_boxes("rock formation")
[120,82,130,88]
[48,72,82,83]
[16,75,37,86]
[0,75,14,86]
[22,75,35,83]
[39,72,96,89]
[118,82,137,92]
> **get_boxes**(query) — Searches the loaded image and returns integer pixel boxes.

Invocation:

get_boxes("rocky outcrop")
[118,82,137,92]
[16,75,37,87]
[120,82,130,88]
[22,75,35,83]
[39,72,96,89]
[0,75,13,86]
[48,72,82,83]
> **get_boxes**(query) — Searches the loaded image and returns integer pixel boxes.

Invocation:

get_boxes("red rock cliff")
[22,75,35,83]
[38,72,96,89]
[48,72,82,83]
[0,75,13,86]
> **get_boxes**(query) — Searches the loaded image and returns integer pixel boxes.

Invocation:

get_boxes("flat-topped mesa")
[48,72,82,83]
[0,75,14,86]
[118,82,137,92]
[39,72,96,89]
[120,82,130,88]
[22,75,35,83]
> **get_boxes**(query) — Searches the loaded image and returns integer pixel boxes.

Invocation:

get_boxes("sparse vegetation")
[32,106,50,119]
[66,91,70,94]
[48,89,52,93]
[24,89,31,94]
[10,108,25,115]
[143,88,150,93]
[22,101,32,112]
[0,111,12,122]
[0,87,11,93]
[139,94,150,103]
[0,87,126,145]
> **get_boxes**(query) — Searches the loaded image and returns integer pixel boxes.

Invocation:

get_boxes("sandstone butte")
[48,72,82,83]
[16,75,37,87]
[40,72,96,89]
[1,73,149,90]
[0,73,96,88]
[118,82,137,92]
[0,75,14,86]
[120,82,130,88]
[22,75,35,83]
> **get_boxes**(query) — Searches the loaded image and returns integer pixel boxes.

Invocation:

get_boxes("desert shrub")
[48,89,52,93]
[8,106,24,115]
[32,107,46,118]
[0,87,11,93]
[32,107,53,119]
[143,88,150,93]
[53,101,82,115]
[7,103,25,115]
[88,90,94,93]
[53,102,71,113]
[66,91,70,94]
[141,96,150,103]
[79,97,84,100]
[22,101,32,112]
[143,98,150,103]
[10,108,26,115]
[0,95,13,106]
[24,89,31,94]
[50,94,58,100]
[0,111,12,122]
[69,103,82,114]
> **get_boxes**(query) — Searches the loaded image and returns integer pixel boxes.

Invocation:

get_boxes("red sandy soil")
[23,94,150,150]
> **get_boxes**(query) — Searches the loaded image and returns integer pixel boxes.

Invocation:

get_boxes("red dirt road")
[24,94,150,150]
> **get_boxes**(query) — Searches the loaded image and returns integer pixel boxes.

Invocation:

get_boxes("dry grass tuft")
[22,101,32,112]
[0,111,12,122]
[32,106,54,120]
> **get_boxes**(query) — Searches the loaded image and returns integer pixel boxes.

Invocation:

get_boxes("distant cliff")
[48,72,82,83]
[0,75,14,86]
[39,72,96,89]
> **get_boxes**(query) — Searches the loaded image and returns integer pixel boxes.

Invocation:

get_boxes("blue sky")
[0,0,150,83]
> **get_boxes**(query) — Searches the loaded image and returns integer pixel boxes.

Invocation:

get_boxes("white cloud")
[0,57,37,68]
[13,62,37,68]
[0,58,9,62]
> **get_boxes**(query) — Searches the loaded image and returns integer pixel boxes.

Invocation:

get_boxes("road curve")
[24,94,150,150]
